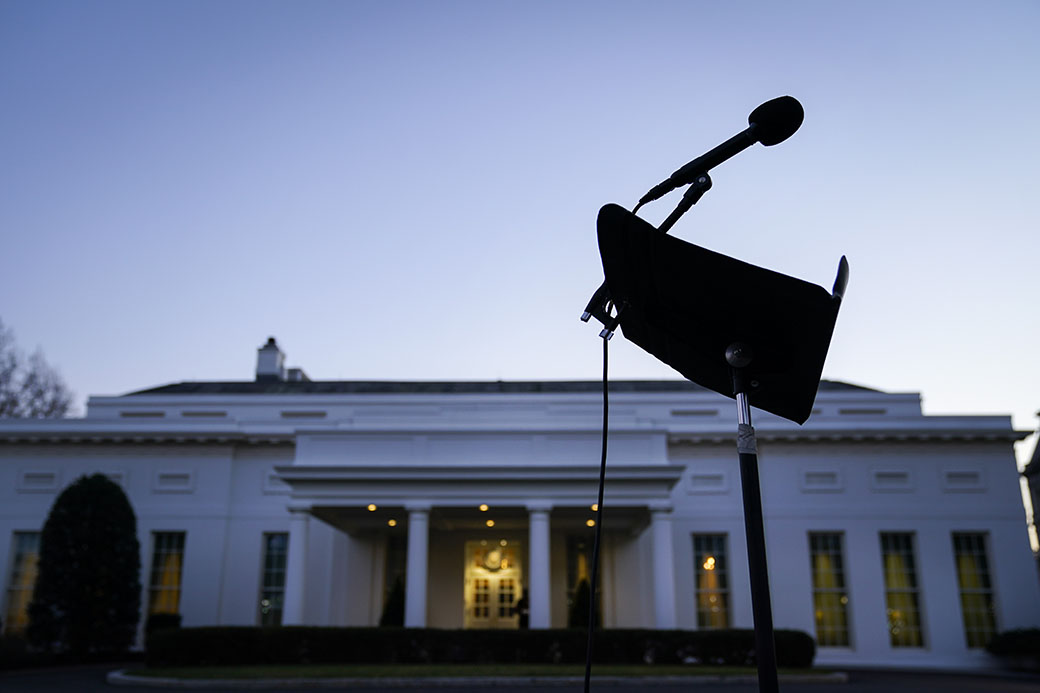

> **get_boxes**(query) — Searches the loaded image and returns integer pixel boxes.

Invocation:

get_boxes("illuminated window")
[952,533,997,648]
[879,532,924,647]
[693,534,729,629]
[808,533,850,646]
[148,532,185,614]
[473,578,490,619]
[3,532,40,634]
[498,577,516,617]
[258,532,288,626]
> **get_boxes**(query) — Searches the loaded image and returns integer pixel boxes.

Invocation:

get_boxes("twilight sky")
[1,1,1037,465]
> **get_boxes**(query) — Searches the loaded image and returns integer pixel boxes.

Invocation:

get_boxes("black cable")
[583,335,609,693]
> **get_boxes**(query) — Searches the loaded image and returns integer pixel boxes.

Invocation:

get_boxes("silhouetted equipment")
[596,203,848,425]
[581,95,808,334]
[579,96,849,693]
[637,95,805,207]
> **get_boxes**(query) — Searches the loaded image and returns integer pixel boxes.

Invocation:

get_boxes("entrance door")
[464,540,522,629]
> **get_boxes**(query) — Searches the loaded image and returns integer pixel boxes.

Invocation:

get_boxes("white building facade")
[1,339,1038,670]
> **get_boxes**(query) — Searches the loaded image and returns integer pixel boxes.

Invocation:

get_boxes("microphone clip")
[580,282,623,340]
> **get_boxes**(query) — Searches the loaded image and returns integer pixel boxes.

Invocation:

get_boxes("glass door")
[463,539,522,629]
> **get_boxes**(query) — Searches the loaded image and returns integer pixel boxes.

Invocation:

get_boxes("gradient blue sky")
[1,1,1037,465]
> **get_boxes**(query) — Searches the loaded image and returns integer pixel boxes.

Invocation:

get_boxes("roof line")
[124,378,880,396]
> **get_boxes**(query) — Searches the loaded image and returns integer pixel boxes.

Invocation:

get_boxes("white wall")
[663,437,1040,668]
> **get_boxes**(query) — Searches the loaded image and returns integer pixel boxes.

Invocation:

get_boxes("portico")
[275,462,683,629]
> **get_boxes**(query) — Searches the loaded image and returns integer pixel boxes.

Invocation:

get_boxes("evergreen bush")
[568,578,599,628]
[27,473,141,655]
[379,577,404,626]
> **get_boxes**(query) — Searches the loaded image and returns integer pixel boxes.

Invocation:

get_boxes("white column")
[650,506,677,628]
[404,504,430,627]
[527,503,552,629]
[282,508,310,625]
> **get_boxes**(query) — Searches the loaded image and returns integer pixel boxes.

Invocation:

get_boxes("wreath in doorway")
[483,548,504,571]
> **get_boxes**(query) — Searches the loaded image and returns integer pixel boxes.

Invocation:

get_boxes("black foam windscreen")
[749,96,804,146]
[597,203,844,424]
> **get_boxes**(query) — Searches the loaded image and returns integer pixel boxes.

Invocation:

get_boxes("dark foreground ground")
[2,664,1039,693]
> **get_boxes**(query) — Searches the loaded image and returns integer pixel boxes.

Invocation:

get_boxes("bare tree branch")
[0,318,73,418]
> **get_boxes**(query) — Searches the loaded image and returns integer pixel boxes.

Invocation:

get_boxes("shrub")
[987,629,1040,657]
[0,634,145,670]
[0,633,53,670]
[146,612,183,634]
[379,578,404,626]
[568,579,599,628]
[27,474,141,655]
[775,629,816,668]
[145,613,182,653]
[145,626,816,668]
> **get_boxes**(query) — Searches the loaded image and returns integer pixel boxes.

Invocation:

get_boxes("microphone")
[638,96,803,207]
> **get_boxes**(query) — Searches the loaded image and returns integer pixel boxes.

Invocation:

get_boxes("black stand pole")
[727,344,779,693]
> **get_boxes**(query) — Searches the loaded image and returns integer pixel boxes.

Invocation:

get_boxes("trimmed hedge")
[0,634,144,671]
[0,635,50,670]
[144,613,182,653]
[987,629,1040,657]
[147,627,815,668]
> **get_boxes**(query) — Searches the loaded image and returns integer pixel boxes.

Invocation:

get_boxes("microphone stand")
[727,343,780,693]
[582,174,784,693]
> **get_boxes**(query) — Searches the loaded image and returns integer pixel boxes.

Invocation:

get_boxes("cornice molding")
[0,430,292,445]
[275,463,685,482]
[669,429,1029,445]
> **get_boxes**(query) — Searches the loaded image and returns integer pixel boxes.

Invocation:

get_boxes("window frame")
[692,533,730,630]
[148,531,186,615]
[879,531,925,648]
[951,532,999,648]
[807,532,852,647]
[3,531,41,635]
[258,531,289,626]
